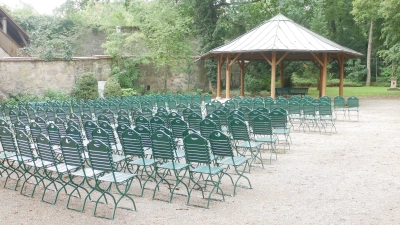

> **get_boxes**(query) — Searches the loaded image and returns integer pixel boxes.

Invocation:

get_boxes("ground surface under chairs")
[2,99,400,224]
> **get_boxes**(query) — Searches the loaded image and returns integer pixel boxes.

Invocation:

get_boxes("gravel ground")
[1,98,400,225]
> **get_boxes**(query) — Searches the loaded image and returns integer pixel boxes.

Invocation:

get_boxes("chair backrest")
[181,128,199,138]
[121,128,145,158]
[203,94,211,104]
[319,102,333,116]
[268,110,287,129]
[87,140,114,172]
[14,119,27,133]
[183,133,211,164]
[60,136,85,168]
[141,106,153,120]
[199,118,218,139]
[333,96,345,108]
[98,121,117,145]
[252,114,273,136]
[150,116,166,134]
[288,101,301,115]
[248,110,262,127]
[36,134,57,163]
[187,112,202,131]
[55,117,67,136]
[170,117,188,139]
[135,115,150,130]
[15,130,35,159]
[92,127,111,148]
[84,120,98,141]
[0,127,17,154]
[182,108,194,122]
[190,103,202,116]
[347,96,359,108]
[212,109,227,126]
[205,113,222,130]
[208,130,234,158]
[205,103,216,115]
[134,125,152,149]
[47,122,62,145]
[229,118,250,141]
[66,125,84,150]
[302,102,317,116]
[150,130,175,160]
[117,114,131,127]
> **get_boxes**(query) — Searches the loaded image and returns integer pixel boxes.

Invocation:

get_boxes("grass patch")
[307,86,400,98]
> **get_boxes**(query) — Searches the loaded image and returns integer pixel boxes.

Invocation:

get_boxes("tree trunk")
[366,20,374,86]
[392,65,398,77]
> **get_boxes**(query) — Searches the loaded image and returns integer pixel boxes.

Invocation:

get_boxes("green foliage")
[2,92,40,105]
[345,59,367,81]
[121,88,137,96]
[104,77,122,97]
[291,73,317,87]
[72,72,98,100]
[111,57,141,88]
[43,89,71,101]
[8,3,75,60]
[244,75,265,95]
[326,79,363,87]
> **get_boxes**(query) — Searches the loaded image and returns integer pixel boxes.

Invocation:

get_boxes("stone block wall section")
[0,55,112,101]
[0,55,242,101]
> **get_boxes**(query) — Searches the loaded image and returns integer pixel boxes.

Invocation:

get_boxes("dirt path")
[1,99,400,225]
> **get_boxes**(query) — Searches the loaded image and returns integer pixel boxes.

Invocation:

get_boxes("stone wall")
[139,60,211,93]
[0,55,213,100]
[0,56,112,100]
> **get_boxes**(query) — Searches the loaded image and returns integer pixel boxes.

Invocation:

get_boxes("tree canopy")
[3,0,400,90]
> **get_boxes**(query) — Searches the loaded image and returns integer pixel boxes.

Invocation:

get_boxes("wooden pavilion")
[199,14,363,98]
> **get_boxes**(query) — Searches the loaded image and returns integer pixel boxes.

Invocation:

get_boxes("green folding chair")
[121,128,157,196]
[208,130,251,196]
[229,118,264,168]
[84,140,138,220]
[183,133,225,208]
[252,115,278,163]
[151,130,189,203]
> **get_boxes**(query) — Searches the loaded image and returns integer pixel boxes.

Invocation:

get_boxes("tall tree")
[379,0,400,77]
[352,0,381,86]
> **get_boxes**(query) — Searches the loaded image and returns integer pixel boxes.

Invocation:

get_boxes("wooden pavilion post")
[321,52,328,97]
[216,55,223,99]
[225,54,231,99]
[280,61,285,88]
[319,67,323,97]
[338,54,345,96]
[271,51,277,98]
[239,60,245,97]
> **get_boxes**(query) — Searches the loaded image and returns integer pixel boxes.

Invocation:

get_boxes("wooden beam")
[311,60,322,69]
[226,54,231,99]
[338,54,345,97]
[229,53,242,67]
[217,55,223,98]
[239,60,245,97]
[270,51,277,99]
[283,61,292,69]
[280,61,285,88]
[260,52,272,66]
[244,59,253,69]
[310,52,323,66]
[276,52,289,65]
[321,52,328,97]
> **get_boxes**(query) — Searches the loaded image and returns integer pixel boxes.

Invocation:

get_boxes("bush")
[2,92,40,105]
[244,75,264,95]
[43,89,70,101]
[72,72,98,100]
[291,73,316,87]
[121,88,137,96]
[104,77,122,97]
[326,79,363,87]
